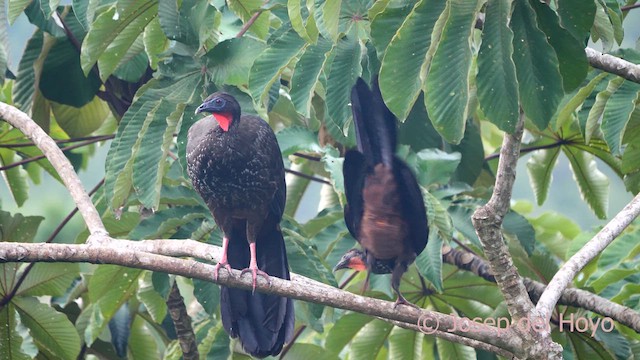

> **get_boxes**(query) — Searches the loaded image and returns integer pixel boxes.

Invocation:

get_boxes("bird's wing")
[343,150,367,239]
[394,157,429,255]
[351,77,398,167]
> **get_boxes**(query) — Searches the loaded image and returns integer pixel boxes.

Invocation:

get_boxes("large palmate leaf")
[424,0,481,144]
[477,0,519,132]
[563,147,609,219]
[14,297,81,360]
[378,0,447,121]
[527,147,561,205]
[290,37,332,117]
[80,0,158,80]
[530,0,588,92]
[557,0,596,42]
[0,304,31,360]
[325,30,361,140]
[601,80,640,155]
[511,0,563,130]
[249,28,307,108]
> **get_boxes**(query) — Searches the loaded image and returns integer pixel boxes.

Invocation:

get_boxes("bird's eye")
[215,99,223,105]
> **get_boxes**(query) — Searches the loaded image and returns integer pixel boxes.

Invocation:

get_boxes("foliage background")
[1,0,640,359]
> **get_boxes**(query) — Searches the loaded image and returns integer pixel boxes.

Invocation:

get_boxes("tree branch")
[472,112,534,321]
[0,102,107,238]
[585,47,640,83]
[443,245,640,333]
[536,193,640,322]
[472,112,562,359]
[0,240,526,356]
[168,282,199,360]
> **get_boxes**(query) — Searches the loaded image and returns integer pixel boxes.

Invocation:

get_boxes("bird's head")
[195,92,241,132]
[333,248,367,272]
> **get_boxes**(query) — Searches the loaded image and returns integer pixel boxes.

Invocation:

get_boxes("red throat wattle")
[213,113,232,131]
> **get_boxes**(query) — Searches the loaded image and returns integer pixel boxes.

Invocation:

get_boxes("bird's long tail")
[220,218,295,358]
[350,77,398,167]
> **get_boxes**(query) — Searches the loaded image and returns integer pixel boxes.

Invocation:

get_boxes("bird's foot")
[393,295,420,310]
[213,261,233,281]
[240,266,271,294]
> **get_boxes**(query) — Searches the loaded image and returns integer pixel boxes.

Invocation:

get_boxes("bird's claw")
[393,296,420,310]
[240,267,271,294]
[213,262,233,281]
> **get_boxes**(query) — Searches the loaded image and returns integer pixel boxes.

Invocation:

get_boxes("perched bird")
[186,92,294,357]
[334,78,429,307]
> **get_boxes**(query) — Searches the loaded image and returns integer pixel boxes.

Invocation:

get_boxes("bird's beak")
[194,102,207,115]
[333,251,367,272]
[333,257,351,272]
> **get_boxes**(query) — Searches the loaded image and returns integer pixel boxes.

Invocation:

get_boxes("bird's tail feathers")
[350,77,398,167]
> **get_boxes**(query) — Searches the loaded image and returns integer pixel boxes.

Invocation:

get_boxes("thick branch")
[0,240,526,356]
[443,245,640,333]
[536,193,640,321]
[168,282,199,360]
[0,102,107,238]
[472,113,534,321]
[585,47,640,83]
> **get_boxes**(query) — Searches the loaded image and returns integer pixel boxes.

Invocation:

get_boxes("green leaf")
[137,273,167,323]
[288,0,319,43]
[0,210,44,243]
[50,96,110,137]
[104,74,202,210]
[503,210,536,255]
[350,319,394,360]
[80,0,158,80]
[563,147,609,219]
[591,2,614,51]
[8,1,31,24]
[477,0,519,132]
[530,0,588,92]
[193,279,220,315]
[511,0,563,130]
[555,72,609,131]
[0,149,29,207]
[14,297,81,360]
[415,148,461,186]
[557,0,596,42]
[249,29,307,108]
[369,3,413,59]
[276,126,321,156]
[323,146,345,194]
[526,147,561,205]
[131,101,183,209]
[325,312,373,355]
[424,0,480,144]
[378,0,447,121]
[589,267,640,294]
[448,203,481,247]
[281,343,340,360]
[143,17,168,69]
[318,0,341,42]
[585,76,624,144]
[73,0,99,30]
[16,264,79,297]
[450,121,484,185]
[129,206,209,239]
[129,315,160,360]
[601,80,640,155]
[0,304,31,360]
[41,39,102,107]
[228,0,270,39]
[388,325,431,360]
[12,31,45,113]
[290,38,333,117]
[206,37,266,86]
[326,32,361,138]
[436,334,476,359]
[87,266,141,344]
[416,229,443,292]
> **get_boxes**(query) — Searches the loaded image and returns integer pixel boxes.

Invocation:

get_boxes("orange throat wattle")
[213,113,232,131]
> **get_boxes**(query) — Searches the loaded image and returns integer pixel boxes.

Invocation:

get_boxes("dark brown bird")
[334,78,429,307]
[186,92,294,357]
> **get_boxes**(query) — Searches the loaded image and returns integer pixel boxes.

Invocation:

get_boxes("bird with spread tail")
[334,77,429,307]
[186,92,294,357]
